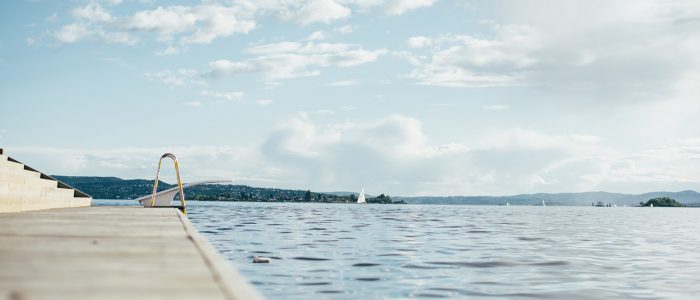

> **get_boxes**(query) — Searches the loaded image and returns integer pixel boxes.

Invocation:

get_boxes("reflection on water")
[94,200,700,299]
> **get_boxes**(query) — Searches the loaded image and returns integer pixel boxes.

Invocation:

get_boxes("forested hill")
[53,176,172,200]
[53,176,698,206]
[52,176,400,203]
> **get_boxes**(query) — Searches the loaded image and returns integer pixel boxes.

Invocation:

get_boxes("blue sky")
[2,0,700,196]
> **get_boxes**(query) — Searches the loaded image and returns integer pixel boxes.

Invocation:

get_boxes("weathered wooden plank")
[0,206,263,300]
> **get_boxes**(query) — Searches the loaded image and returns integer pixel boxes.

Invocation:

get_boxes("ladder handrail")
[151,153,187,214]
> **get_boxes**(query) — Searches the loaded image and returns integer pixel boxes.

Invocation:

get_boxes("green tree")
[642,197,685,207]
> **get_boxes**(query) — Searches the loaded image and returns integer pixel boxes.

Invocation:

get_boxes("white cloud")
[399,1,699,91]
[478,129,602,152]
[307,30,326,41]
[384,0,437,15]
[254,115,493,194]
[144,69,203,87]
[334,25,354,34]
[347,0,436,16]
[53,22,136,45]
[6,146,273,185]
[535,139,700,193]
[182,5,256,44]
[403,24,541,87]
[263,113,436,159]
[291,0,351,25]
[432,1,700,94]
[326,80,357,86]
[155,45,179,56]
[629,71,700,142]
[124,6,199,38]
[7,113,700,195]
[207,41,387,82]
[72,3,113,22]
[46,1,439,49]
[182,101,202,107]
[200,90,244,101]
[103,0,123,5]
[50,3,140,45]
[54,23,92,43]
[50,3,255,47]
[406,36,431,48]
[125,4,256,44]
[101,31,137,45]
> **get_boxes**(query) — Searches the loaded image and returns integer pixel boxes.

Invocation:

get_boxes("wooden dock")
[0,206,262,300]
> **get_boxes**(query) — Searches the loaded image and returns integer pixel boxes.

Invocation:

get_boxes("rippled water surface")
[98,201,700,299]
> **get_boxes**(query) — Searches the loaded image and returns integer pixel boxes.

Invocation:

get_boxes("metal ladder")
[150,153,187,214]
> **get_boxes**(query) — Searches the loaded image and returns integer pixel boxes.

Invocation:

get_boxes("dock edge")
[176,209,265,300]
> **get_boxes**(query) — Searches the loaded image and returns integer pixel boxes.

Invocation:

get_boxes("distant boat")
[506,202,510,206]
[357,188,366,204]
[542,200,546,207]
[650,203,653,207]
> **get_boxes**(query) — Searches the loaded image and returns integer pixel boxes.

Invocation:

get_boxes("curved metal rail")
[137,180,232,208]
[150,153,186,214]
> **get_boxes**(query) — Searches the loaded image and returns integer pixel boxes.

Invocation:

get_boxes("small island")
[639,197,685,207]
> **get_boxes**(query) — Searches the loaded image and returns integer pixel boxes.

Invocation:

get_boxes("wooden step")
[0,151,92,212]
[0,159,27,171]
[0,195,91,213]
[0,167,42,178]
[21,196,92,212]
[0,173,58,189]
[0,182,77,199]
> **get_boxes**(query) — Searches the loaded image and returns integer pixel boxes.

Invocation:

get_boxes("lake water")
[95,200,700,299]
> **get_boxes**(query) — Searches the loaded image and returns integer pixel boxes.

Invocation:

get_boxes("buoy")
[253,256,271,263]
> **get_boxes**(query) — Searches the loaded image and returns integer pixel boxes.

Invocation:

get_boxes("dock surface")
[0,206,261,300]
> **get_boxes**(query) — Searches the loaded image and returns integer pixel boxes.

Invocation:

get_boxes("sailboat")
[506,202,510,206]
[542,200,546,207]
[357,188,366,204]
[650,203,653,207]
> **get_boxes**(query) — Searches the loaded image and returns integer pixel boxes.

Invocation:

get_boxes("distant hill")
[396,190,700,206]
[52,176,700,206]
[52,176,399,204]
[326,191,376,197]
[53,176,173,200]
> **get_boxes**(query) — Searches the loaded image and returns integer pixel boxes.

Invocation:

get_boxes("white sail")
[506,202,510,206]
[542,200,546,207]
[357,188,366,204]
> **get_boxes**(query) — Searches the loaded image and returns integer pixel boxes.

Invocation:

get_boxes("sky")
[1,0,700,196]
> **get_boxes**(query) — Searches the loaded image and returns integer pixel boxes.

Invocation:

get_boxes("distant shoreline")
[61,176,700,206]
[94,198,406,204]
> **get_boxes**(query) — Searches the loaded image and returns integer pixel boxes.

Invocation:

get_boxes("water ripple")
[181,201,700,300]
[292,257,331,261]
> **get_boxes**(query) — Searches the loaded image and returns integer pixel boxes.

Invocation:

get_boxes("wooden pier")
[0,206,262,300]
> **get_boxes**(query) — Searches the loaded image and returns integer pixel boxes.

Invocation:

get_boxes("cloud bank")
[11,113,700,196]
